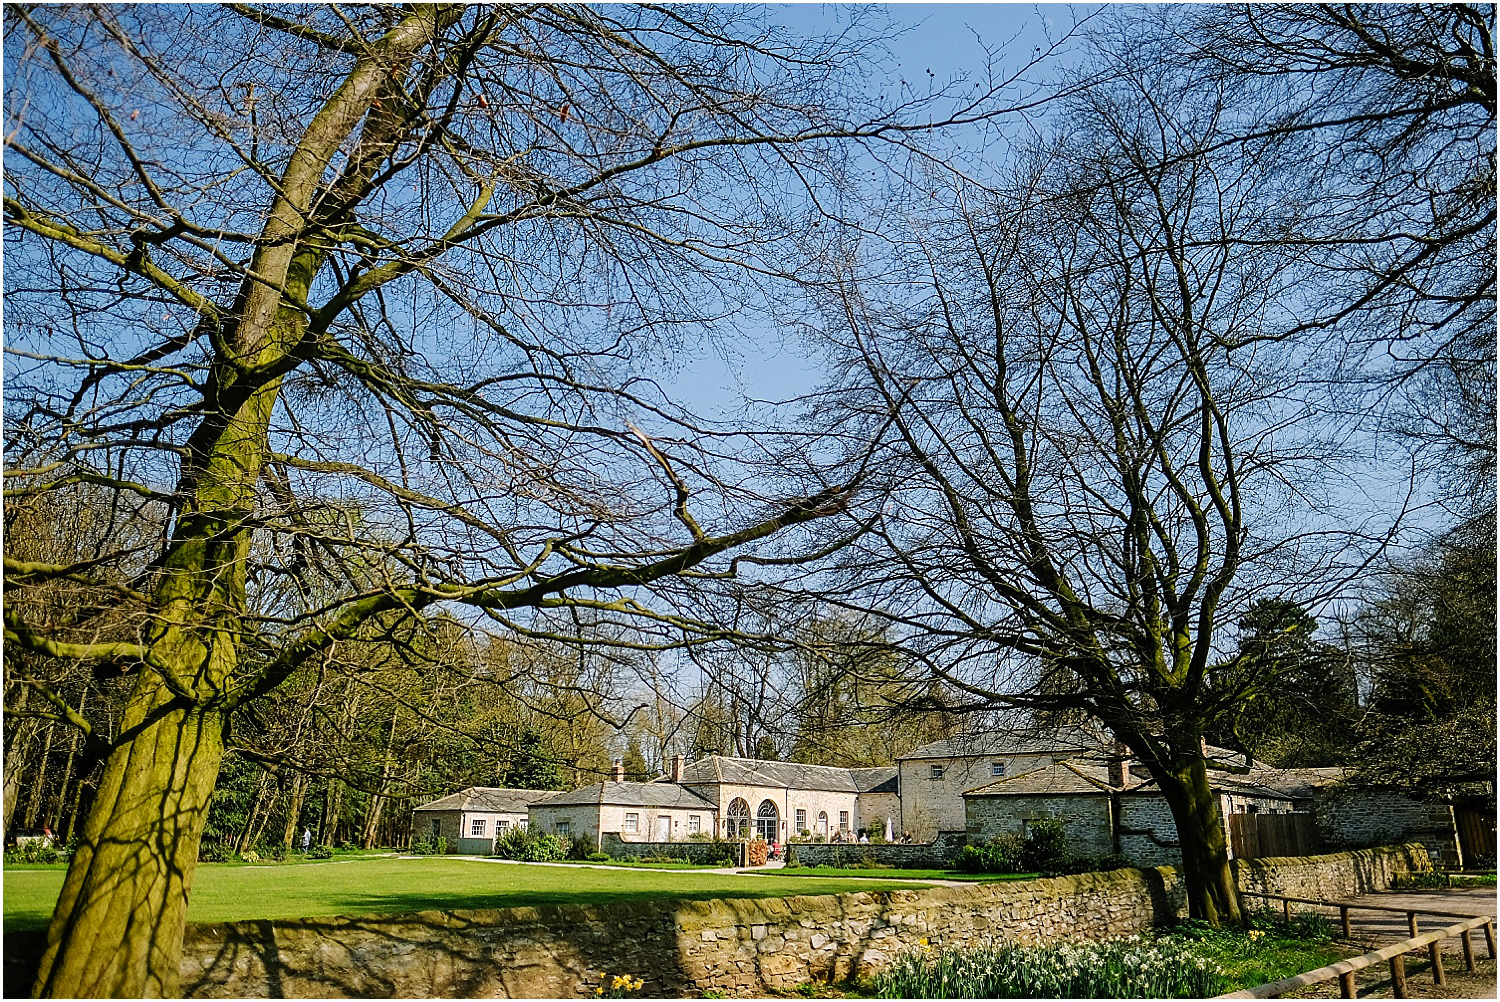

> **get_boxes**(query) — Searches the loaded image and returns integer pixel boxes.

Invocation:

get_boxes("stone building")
[527,772,718,848]
[411,787,559,854]
[895,728,1102,839]
[962,757,1297,866]
[674,755,894,842]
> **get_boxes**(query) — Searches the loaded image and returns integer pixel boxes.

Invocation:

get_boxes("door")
[655,815,670,841]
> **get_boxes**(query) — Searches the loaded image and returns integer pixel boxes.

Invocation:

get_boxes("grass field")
[760,867,1040,882]
[3,857,934,932]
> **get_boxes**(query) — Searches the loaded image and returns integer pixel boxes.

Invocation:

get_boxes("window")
[795,809,807,829]
[839,811,850,831]
[497,820,510,834]
[624,813,639,833]
[930,764,945,780]
[430,819,441,839]
[470,819,486,837]
[688,815,701,834]
[556,821,572,835]
[992,762,1006,777]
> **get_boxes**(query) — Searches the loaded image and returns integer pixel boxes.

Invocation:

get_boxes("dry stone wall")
[2,845,1432,998]
[1233,843,1432,902]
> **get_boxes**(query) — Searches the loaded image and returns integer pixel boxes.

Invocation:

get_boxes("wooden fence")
[1228,812,1318,859]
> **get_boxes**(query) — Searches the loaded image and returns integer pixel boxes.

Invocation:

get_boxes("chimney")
[670,753,685,783]
[1108,739,1130,789]
[611,758,624,783]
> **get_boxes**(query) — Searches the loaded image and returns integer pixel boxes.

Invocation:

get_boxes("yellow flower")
[632,979,644,991]
[595,988,604,996]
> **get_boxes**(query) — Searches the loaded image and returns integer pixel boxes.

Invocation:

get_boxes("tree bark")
[281,772,308,849]
[1155,758,1243,926]
[24,723,55,830]
[32,675,225,998]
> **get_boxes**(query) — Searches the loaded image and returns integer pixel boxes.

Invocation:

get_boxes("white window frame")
[795,809,807,828]
[497,820,510,833]
[557,821,572,835]
[839,811,850,831]
[688,815,700,834]
[992,761,1006,777]
[470,818,486,837]
[624,813,639,833]
[930,764,945,779]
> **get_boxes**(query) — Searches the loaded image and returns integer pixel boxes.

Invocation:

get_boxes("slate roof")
[964,760,1147,798]
[1242,765,1346,801]
[901,725,1105,762]
[849,767,900,794]
[413,787,561,814]
[675,755,864,793]
[536,781,717,811]
[963,758,1292,802]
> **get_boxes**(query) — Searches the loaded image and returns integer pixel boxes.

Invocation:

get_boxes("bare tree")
[1,6,1043,994]
[805,55,1413,924]
[1137,4,1496,505]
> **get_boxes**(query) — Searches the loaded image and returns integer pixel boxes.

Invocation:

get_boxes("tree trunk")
[281,772,308,849]
[24,723,55,830]
[1156,758,1243,926]
[32,679,226,998]
[4,715,38,834]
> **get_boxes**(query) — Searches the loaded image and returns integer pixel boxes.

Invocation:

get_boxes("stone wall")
[1233,843,1432,902]
[3,845,1432,998]
[789,831,970,870]
[166,867,1189,998]
[599,833,748,867]
[966,793,1115,857]
[1314,790,1460,866]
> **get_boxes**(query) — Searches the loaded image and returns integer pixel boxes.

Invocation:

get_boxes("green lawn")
[3,857,933,932]
[764,867,1040,882]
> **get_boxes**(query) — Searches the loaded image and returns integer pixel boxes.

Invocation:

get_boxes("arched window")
[756,800,779,842]
[726,798,751,838]
[816,811,829,836]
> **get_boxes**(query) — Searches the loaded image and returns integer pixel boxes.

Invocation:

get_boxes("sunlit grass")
[3,856,933,932]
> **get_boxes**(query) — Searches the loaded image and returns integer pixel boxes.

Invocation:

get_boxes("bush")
[308,843,334,859]
[1020,818,1068,872]
[6,839,61,864]
[198,840,234,863]
[586,851,611,862]
[785,845,800,868]
[492,826,569,862]
[566,834,597,860]
[954,834,1026,874]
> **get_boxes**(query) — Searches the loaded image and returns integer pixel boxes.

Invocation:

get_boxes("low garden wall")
[1233,843,1431,902]
[790,831,968,870]
[4,845,1431,998]
[599,833,748,867]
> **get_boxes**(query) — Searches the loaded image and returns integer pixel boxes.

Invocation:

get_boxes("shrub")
[308,843,334,859]
[566,834,596,860]
[198,840,234,863]
[586,851,611,862]
[1020,818,1068,872]
[785,845,800,868]
[493,827,569,862]
[954,834,1026,874]
[6,839,61,864]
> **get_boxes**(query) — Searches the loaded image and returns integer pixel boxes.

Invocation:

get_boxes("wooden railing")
[1215,892,1496,999]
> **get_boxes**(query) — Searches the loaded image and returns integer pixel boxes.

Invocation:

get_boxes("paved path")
[1259,887,1497,947]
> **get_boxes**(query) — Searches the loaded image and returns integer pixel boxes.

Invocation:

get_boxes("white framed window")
[519,819,528,830]
[470,818,486,837]
[839,811,850,831]
[497,820,510,833]
[930,764,945,779]
[688,815,701,834]
[795,809,807,828]
[624,813,639,833]
[557,821,571,836]
[992,762,1006,777]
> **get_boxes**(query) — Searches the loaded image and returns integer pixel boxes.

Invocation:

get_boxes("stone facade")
[528,782,717,848]
[1312,789,1461,866]
[411,788,555,855]
[967,793,1116,855]
[790,831,970,870]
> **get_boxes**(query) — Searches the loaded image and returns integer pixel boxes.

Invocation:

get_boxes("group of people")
[826,829,871,844]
